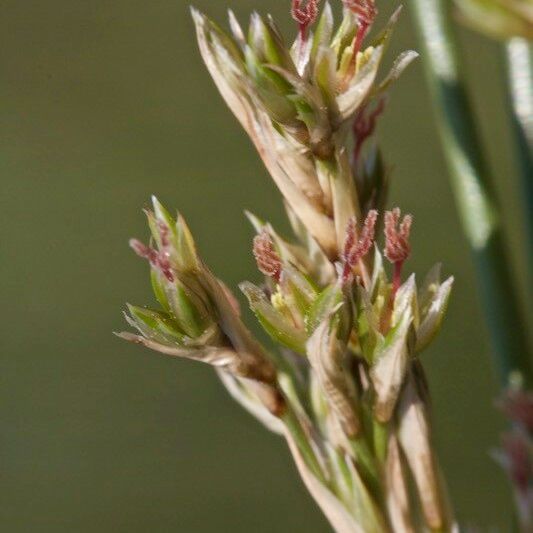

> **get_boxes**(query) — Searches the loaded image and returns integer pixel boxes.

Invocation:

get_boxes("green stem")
[349,436,382,503]
[282,407,327,484]
[503,38,533,273]
[408,0,532,388]
[372,419,388,465]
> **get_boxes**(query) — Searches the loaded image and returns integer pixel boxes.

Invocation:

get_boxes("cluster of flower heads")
[292,0,378,55]
[119,1,458,531]
[121,195,455,530]
[244,204,453,425]
[253,207,412,292]
[192,0,418,258]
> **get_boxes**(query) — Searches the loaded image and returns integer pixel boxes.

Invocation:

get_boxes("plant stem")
[282,406,327,483]
[503,38,533,273]
[407,0,533,388]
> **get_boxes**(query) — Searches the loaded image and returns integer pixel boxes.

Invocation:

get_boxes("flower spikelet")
[253,230,283,283]
[291,0,319,41]
[341,210,378,283]
[384,208,412,265]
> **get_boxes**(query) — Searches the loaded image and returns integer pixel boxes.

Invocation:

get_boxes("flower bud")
[307,317,361,437]
[385,435,414,532]
[125,305,187,344]
[240,281,308,354]
[370,287,413,422]
[397,371,455,531]
[120,199,279,388]
[416,265,454,352]
[192,4,416,262]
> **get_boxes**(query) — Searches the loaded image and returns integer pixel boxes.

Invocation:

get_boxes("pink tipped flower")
[384,208,413,293]
[352,99,386,163]
[157,221,171,248]
[342,210,378,284]
[343,0,378,26]
[343,0,378,56]
[130,238,157,264]
[253,230,283,283]
[291,0,319,43]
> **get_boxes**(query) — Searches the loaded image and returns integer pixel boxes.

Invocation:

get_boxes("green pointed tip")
[238,280,258,300]
[126,304,151,323]
[127,304,164,328]
[190,7,209,36]
[151,196,175,226]
[228,9,245,44]
[125,303,140,318]
[114,331,139,342]
[244,210,266,233]
[190,6,203,23]
[239,281,307,354]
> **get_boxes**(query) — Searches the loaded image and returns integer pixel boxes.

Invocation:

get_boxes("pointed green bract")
[175,214,199,272]
[126,304,186,344]
[150,268,170,312]
[305,283,343,334]
[240,281,308,354]
[311,2,334,60]
[166,280,210,338]
[416,276,454,351]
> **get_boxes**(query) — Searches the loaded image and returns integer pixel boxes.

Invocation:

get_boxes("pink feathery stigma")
[497,390,533,433]
[384,208,412,263]
[343,0,378,56]
[130,238,157,264]
[157,221,170,248]
[352,98,386,163]
[129,237,175,283]
[384,208,413,293]
[253,230,283,283]
[342,210,378,283]
[343,0,377,25]
[155,221,174,279]
[291,0,319,43]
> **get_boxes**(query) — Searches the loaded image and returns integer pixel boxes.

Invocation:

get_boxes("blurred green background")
[1,0,528,531]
